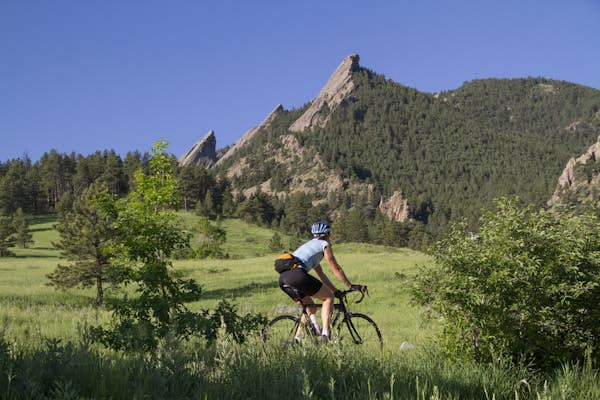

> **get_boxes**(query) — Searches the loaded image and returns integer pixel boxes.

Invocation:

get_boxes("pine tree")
[47,181,117,306]
[13,208,33,248]
[196,216,227,258]
[0,215,16,257]
[269,232,283,252]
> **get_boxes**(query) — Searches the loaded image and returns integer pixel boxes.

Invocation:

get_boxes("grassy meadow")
[0,214,598,399]
[1,213,429,350]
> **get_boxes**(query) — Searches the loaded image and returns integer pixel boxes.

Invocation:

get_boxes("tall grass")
[0,215,598,399]
[1,336,598,399]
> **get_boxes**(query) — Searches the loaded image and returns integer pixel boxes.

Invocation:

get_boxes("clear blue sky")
[2,0,599,162]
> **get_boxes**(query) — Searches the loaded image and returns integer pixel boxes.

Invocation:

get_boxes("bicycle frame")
[263,286,383,349]
[289,288,364,340]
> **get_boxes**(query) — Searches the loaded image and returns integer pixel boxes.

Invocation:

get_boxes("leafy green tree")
[91,140,263,351]
[412,198,600,369]
[0,215,16,257]
[47,182,117,306]
[12,208,33,248]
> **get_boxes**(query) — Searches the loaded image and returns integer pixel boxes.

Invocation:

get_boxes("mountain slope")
[183,55,600,234]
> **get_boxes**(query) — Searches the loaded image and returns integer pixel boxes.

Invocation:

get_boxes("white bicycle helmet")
[311,221,331,237]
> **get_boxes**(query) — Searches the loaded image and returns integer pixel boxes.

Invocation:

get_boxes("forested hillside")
[211,59,600,239]
[303,70,600,230]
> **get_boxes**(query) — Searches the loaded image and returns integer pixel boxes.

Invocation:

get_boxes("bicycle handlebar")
[339,286,368,304]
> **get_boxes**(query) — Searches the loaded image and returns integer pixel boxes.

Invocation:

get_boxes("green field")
[0,214,598,399]
[1,213,429,350]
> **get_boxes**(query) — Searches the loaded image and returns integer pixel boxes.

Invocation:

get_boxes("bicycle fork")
[334,312,364,345]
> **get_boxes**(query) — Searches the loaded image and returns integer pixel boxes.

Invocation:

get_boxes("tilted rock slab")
[289,54,360,132]
[179,130,218,167]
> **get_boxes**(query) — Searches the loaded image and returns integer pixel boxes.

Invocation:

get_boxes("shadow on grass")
[201,281,278,300]
[12,253,58,259]
[30,214,58,225]
[29,226,56,233]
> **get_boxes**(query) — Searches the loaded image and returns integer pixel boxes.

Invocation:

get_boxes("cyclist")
[278,220,365,341]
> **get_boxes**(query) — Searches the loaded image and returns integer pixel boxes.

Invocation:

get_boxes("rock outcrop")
[378,191,411,222]
[179,130,218,167]
[215,104,284,166]
[289,54,359,132]
[548,135,600,207]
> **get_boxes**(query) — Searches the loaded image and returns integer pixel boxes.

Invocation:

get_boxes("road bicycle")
[262,286,383,350]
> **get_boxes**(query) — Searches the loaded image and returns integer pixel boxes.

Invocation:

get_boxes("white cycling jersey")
[292,238,330,272]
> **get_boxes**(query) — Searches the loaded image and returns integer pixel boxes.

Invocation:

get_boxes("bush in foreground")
[413,198,600,369]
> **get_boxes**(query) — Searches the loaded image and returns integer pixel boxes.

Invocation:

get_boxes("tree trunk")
[96,276,104,307]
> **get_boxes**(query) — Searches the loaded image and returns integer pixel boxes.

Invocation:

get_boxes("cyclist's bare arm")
[313,265,337,292]
[323,247,352,289]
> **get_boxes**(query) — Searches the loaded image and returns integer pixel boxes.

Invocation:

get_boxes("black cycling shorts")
[278,268,322,298]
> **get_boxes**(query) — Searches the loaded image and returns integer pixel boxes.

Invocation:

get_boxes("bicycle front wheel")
[337,313,383,350]
[262,315,300,346]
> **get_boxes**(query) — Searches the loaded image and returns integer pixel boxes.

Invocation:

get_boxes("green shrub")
[413,197,600,369]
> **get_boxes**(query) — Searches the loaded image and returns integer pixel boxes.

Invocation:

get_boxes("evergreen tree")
[38,150,76,210]
[0,159,37,214]
[13,208,33,248]
[47,182,117,306]
[343,207,369,243]
[281,192,312,236]
[99,150,127,195]
[0,215,16,257]
[268,232,283,252]
[221,185,236,217]
[195,217,227,258]
[123,150,146,191]
[235,191,277,226]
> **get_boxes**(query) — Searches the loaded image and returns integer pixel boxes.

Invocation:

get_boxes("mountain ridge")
[181,54,600,233]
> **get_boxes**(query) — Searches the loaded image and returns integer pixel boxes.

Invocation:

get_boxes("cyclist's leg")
[279,269,324,336]
[298,296,316,337]
[311,285,334,335]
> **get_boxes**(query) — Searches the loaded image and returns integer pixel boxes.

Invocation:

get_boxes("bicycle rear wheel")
[336,313,383,350]
[262,315,300,346]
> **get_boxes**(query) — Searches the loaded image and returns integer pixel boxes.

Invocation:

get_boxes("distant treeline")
[0,149,427,249]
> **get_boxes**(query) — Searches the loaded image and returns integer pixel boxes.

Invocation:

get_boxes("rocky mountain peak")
[289,54,360,132]
[179,130,217,167]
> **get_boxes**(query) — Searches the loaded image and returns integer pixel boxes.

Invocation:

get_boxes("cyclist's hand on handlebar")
[350,284,367,294]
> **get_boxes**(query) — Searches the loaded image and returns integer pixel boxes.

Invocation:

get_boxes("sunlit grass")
[1,215,598,399]
[1,214,430,350]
